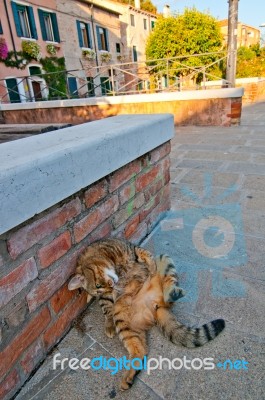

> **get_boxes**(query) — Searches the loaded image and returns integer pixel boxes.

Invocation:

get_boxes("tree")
[145,8,223,82]
[236,45,265,78]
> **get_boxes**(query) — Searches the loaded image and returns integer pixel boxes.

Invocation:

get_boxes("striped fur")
[68,240,225,390]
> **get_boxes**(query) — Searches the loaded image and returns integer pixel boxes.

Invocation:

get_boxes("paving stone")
[223,162,265,175]
[173,159,224,171]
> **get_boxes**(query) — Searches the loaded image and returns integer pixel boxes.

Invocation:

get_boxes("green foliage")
[40,57,67,99]
[22,40,41,60]
[0,51,28,68]
[145,8,223,82]
[236,45,265,78]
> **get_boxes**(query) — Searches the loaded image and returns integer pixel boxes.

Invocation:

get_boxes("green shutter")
[38,9,47,40]
[0,20,3,34]
[104,29,109,51]
[6,78,21,103]
[96,26,102,50]
[76,21,83,47]
[86,23,92,48]
[11,1,22,37]
[68,77,78,98]
[27,6,38,39]
[51,13,60,42]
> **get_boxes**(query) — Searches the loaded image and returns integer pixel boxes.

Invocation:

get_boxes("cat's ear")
[68,274,86,290]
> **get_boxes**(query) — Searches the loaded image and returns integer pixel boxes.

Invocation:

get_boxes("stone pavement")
[15,102,265,400]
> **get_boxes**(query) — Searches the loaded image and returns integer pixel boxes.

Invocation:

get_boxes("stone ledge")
[0,88,244,111]
[0,114,174,235]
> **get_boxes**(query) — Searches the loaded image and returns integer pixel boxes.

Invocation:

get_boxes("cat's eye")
[96,284,102,289]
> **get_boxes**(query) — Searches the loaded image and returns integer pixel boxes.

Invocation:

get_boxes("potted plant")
[82,49,96,60]
[100,52,112,63]
[22,40,41,61]
[46,44,57,56]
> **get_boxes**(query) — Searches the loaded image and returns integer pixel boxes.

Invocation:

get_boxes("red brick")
[150,142,171,164]
[129,221,148,244]
[88,221,112,243]
[0,307,51,378]
[162,158,171,185]
[74,195,119,243]
[38,231,72,269]
[144,179,163,202]
[124,215,140,239]
[0,369,20,399]
[26,251,79,312]
[6,300,28,328]
[109,161,141,192]
[113,193,145,229]
[20,339,44,375]
[231,103,241,110]
[0,258,38,308]
[43,292,87,350]
[119,180,136,205]
[50,284,76,314]
[7,198,81,259]
[139,190,162,223]
[84,179,108,208]
[136,165,160,192]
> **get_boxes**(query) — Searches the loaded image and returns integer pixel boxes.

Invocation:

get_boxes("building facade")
[0,0,157,103]
[219,19,260,48]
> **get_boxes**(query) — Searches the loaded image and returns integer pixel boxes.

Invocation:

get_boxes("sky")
[153,0,265,30]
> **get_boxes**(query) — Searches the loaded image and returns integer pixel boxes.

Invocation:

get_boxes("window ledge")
[45,41,60,45]
[20,37,36,41]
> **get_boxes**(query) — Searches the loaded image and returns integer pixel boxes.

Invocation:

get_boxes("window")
[67,77,78,98]
[11,1,38,39]
[100,77,112,96]
[151,20,155,30]
[133,45,137,62]
[96,26,109,51]
[38,10,60,42]
[0,20,3,34]
[116,43,121,53]
[130,14,135,27]
[76,21,91,48]
[5,78,21,103]
[143,18,147,30]
[87,77,95,97]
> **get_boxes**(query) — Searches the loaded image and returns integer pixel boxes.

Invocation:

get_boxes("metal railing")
[0,52,229,103]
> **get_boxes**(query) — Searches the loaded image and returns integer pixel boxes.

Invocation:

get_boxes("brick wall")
[0,141,171,399]
[237,79,265,104]
[1,88,244,127]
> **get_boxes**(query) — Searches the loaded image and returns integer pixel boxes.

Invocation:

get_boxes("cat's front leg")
[99,295,116,338]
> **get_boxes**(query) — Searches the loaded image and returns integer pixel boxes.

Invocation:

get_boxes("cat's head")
[68,256,119,301]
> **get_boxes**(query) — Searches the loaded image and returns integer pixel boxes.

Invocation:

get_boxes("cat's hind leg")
[155,255,185,303]
[113,299,147,390]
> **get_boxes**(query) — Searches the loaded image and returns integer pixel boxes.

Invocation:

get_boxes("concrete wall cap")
[0,88,244,111]
[0,114,174,235]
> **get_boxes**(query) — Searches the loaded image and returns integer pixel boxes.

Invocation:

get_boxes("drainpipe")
[90,5,99,70]
[3,0,18,62]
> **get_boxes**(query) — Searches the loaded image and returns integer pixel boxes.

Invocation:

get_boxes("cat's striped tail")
[156,308,225,348]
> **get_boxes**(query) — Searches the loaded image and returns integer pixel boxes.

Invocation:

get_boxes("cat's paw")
[166,286,185,302]
[105,324,116,338]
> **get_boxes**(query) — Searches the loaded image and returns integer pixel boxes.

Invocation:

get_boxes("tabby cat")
[68,238,225,390]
